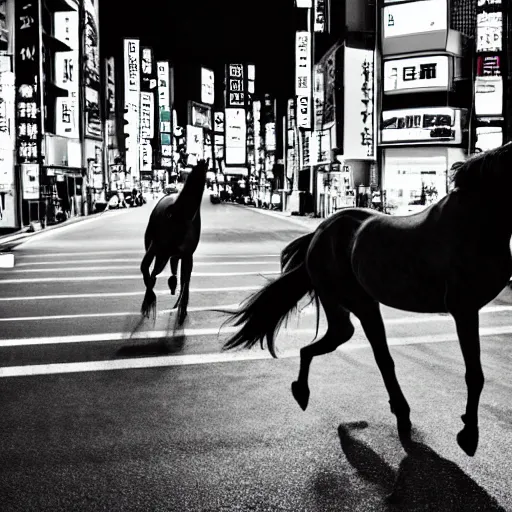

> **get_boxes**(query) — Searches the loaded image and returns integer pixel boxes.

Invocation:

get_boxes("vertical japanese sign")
[343,47,374,159]
[253,101,263,172]
[106,57,116,115]
[314,63,325,130]
[314,0,326,32]
[157,61,172,169]
[295,31,311,129]
[225,64,245,108]
[83,0,101,138]
[247,64,255,94]
[15,0,42,167]
[224,108,246,165]
[213,111,224,160]
[139,92,154,171]
[201,67,214,105]
[54,9,79,138]
[286,99,297,180]
[124,39,140,180]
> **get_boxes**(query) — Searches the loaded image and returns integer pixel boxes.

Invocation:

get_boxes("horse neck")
[172,169,206,220]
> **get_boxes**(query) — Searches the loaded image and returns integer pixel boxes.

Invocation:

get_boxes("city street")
[1,194,512,511]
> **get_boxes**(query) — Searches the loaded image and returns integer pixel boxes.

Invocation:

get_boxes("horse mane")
[451,142,512,192]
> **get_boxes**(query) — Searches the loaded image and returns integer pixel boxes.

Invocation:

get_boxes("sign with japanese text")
[106,57,116,114]
[54,10,79,138]
[15,0,42,164]
[381,107,464,145]
[476,55,501,76]
[253,101,262,172]
[226,64,245,108]
[124,39,140,179]
[295,31,311,128]
[476,11,502,52]
[140,92,154,140]
[314,64,324,129]
[201,67,214,105]
[314,0,326,32]
[247,64,255,94]
[83,0,101,138]
[225,108,246,165]
[343,47,374,159]
[383,55,450,94]
[156,61,172,168]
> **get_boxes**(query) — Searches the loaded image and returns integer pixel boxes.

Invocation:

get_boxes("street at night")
[1,196,512,511]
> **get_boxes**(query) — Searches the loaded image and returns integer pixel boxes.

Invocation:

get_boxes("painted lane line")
[0,271,280,284]
[2,325,512,378]
[14,259,279,267]
[0,285,261,302]
[0,303,510,323]
[17,251,281,259]
[0,303,240,322]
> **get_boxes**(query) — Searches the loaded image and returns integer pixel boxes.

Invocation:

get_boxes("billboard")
[225,108,246,165]
[83,0,101,138]
[383,55,450,94]
[226,64,245,108]
[189,101,212,130]
[201,67,214,105]
[381,107,465,145]
[186,124,204,159]
[476,55,501,76]
[383,0,447,38]
[139,92,154,172]
[476,11,502,53]
[475,76,503,116]
[123,39,140,179]
[54,10,79,138]
[213,111,224,133]
[475,126,503,151]
[14,0,42,165]
[343,47,374,159]
[295,31,311,129]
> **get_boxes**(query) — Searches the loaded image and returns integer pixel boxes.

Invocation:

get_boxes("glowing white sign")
[201,67,214,105]
[383,0,447,38]
[475,76,503,116]
[225,108,246,165]
[123,39,140,180]
[383,55,449,93]
[295,31,311,129]
[476,11,502,52]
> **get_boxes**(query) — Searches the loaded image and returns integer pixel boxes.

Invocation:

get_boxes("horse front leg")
[175,254,193,326]
[453,310,483,456]
[168,256,179,295]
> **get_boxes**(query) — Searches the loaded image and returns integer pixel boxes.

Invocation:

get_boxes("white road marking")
[0,303,240,322]
[14,259,279,267]
[0,253,14,268]
[0,285,261,302]
[0,271,280,284]
[17,251,280,259]
[2,324,512,377]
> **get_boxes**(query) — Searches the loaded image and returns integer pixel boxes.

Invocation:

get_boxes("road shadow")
[117,309,187,358]
[335,421,505,511]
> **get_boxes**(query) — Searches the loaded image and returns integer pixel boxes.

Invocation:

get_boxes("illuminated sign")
[106,57,116,114]
[475,125,502,151]
[213,111,224,133]
[476,11,502,52]
[253,101,261,171]
[54,10,79,138]
[224,108,246,165]
[381,107,464,145]
[190,101,212,130]
[247,64,255,94]
[186,125,204,158]
[157,61,172,168]
[383,55,450,94]
[123,39,140,179]
[226,64,245,108]
[201,67,214,105]
[295,31,311,128]
[15,0,42,165]
[140,92,154,139]
[343,47,374,159]
[383,0,447,38]
[475,76,503,116]
[476,55,501,76]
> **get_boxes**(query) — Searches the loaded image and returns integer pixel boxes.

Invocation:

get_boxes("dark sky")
[100,0,296,102]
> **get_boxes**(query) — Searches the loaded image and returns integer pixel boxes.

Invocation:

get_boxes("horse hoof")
[168,277,177,295]
[457,425,479,457]
[291,381,310,411]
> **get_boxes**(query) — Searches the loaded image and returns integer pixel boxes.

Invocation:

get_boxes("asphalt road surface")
[1,193,512,511]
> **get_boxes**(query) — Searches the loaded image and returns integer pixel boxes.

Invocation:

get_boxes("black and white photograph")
[1,0,512,510]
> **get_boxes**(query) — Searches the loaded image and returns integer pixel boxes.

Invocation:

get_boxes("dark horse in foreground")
[223,143,512,457]
[140,160,208,325]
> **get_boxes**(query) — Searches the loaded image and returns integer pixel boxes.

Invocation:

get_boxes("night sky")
[100,0,296,107]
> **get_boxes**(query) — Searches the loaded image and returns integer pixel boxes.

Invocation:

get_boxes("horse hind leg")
[168,256,179,295]
[352,300,412,445]
[291,300,355,411]
[141,253,169,320]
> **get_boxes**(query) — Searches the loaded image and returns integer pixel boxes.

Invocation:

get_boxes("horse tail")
[223,232,316,358]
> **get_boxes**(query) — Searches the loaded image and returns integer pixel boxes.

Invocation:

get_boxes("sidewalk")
[231,203,326,231]
[0,208,125,249]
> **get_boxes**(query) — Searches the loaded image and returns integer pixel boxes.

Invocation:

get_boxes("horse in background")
[140,159,208,326]
[222,142,512,457]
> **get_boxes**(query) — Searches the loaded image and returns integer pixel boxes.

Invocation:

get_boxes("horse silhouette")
[222,142,512,457]
[140,159,208,326]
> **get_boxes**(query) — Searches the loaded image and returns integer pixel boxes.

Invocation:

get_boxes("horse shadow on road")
[115,310,187,359]
[329,420,505,511]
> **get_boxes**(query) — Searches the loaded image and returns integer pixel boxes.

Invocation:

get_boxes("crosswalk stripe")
[0,271,280,284]
[14,260,279,267]
[1,325,511,378]
[17,251,281,259]
[0,285,261,301]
